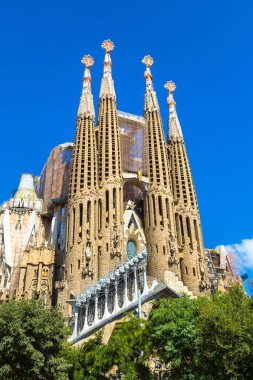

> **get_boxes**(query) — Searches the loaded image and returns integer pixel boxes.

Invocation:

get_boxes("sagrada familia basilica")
[0,40,240,343]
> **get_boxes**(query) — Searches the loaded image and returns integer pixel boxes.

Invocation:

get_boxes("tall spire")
[141,55,179,282]
[164,81,183,140]
[142,55,159,111]
[97,38,124,276]
[166,81,209,294]
[65,53,99,299]
[78,55,95,118]
[100,39,116,98]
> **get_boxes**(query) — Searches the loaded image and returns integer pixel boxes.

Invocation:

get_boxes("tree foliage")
[1,288,252,380]
[147,286,253,379]
[0,299,70,380]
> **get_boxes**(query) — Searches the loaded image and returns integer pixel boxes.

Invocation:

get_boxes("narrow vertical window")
[146,195,150,227]
[194,219,200,250]
[94,200,97,238]
[98,200,102,230]
[175,213,181,246]
[106,190,109,224]
[79,203,83,239]
[72,208,75,245]
[179,215,184,244]
[113,188,116,221]
[158,195,164,227]
[152,194,156,226]
[66,213,70,251]
[166,198,169,221]
[186,217,191,238]
[87,201,91,223]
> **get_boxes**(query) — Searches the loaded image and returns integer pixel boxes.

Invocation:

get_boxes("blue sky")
[0,0,252,285]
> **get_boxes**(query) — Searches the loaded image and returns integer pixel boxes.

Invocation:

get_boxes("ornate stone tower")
[97,40,124,276]
[65,55,99,297]
[142,56,179,281]
[165,81,208,294]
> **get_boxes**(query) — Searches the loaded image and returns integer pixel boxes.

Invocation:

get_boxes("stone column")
[123,268,129,308]
[94,292,99,325]
[134,266,138,302]
[82,303,89,333]
[73,306,78,339]
[104,285,109,319]
[114,276,119,313]
[142,263,149,295]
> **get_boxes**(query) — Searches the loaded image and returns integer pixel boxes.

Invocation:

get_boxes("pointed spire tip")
[77,55,95,117]
[164,81,176,109]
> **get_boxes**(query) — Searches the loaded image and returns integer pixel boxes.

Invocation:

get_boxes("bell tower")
[165,81,208,294]
[65,55,99,297]
[97,40,124,277]
[142,56,179,281]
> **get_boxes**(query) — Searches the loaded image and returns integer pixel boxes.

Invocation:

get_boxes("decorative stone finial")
[165,81,183,139]
[101,39,114,53]
[164,81,176,109]
[77,54,95,117]
[142,55,159,111]
[81,55,94,68]
[142,55,154,81]
[164,80,176,94]
[100,39,116,98]
[142,55,154,68]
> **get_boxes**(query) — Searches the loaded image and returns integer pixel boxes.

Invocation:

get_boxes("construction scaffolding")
[205,247,242,292]
[37,143,73,211]
[118,111,147,175]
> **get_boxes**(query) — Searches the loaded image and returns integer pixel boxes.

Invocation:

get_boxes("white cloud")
[221,238,253,274]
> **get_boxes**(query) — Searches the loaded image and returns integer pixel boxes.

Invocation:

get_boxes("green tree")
[146,296,207,380]
[0,299,70,380]
[65,332,110,380]
[198,286,253,379]
[65,316,152,380]
[147,287,253,380]
[105,315,152,380]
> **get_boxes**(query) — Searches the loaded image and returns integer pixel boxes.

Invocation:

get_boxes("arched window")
[127,240,137,260]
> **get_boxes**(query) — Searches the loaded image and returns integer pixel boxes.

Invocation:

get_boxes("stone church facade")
[0,41,239,328]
